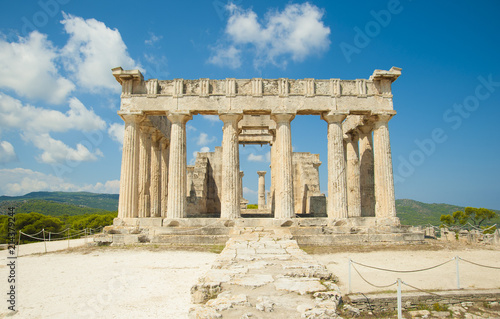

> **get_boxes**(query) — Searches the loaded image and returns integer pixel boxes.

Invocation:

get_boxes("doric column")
[321,111,348,219]
[239,171,244,199]
[257,171,266,209]
[150,131,162,217]
[219,113,243,219]
[138,124,154,218]
[345,131,361,217]
[160,137,169,217]
[166,112,192,219]
[358,125,375,217]
[271,113,295,219]
[270,139,276,214]
[118,113,141,218]
[373,112,397,218]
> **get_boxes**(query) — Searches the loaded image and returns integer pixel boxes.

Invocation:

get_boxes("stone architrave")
[150,131,162,217]
[219,113,243,219]
[117,113,141,218]
[257,171,266,209]
[138,124,154,218]
[373,112,397,218]
[358,124,375,217]
[345,131,361,217]
[321,112,348,219]
[166,112,192,219]
[271,113,295,219]
[160,137,169,217]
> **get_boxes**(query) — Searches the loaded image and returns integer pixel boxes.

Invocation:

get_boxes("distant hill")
[0,192,498,226]
[0,191,118,211]
[396,199,500,226]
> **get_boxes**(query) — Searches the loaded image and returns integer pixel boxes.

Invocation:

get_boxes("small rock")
[256,296,275,312]
[431,311,450,318]
[343,304,360,317]
[240,313,254,319]
[188,305,222,319]
[408,310,430,318]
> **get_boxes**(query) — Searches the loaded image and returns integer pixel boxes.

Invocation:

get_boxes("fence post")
[84,228,87,245]
[42,229,47,253]
[67,228,70,248]
[456,256,460,289]
[397,278,402,319]
[348,259,352,294]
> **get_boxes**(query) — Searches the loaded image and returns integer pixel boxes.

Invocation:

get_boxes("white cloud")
[0,93,106,164]
[60,13,140,92]
[248,153,264,162]
[243,186,257,195]
[108,122,124,145]
[202,115,222,123]
[265,151,271,162]
[145,32,162,46]
[208,45,241,69]
[187,124,197,132]
[0,141,16,164]
[0,31,74,104]
[210,2,331,68]
[197,132,216,146]
[0,168,119,196]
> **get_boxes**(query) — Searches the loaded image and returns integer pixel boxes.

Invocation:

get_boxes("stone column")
[138,124,154,218]
[271,113,295,219]
[166,112,192,219]
[160,137,169,217]
[118,114,141,218]
[257,171,266,209]
[345,131,361,217]
[321,112,348,219]
[150,131,162,217]
[373,112,397,218]
[219,113,243,219]
[358,125,375,217]
[239,171,244,199]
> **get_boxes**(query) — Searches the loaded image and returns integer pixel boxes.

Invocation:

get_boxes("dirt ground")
[1,239,499,318]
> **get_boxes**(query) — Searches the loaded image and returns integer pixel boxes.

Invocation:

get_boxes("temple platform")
[95,217,424,246]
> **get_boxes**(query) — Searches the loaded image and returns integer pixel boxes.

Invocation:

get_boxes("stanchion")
[348,259,352,294]
[42,229,47,253]
[397,278,402,319]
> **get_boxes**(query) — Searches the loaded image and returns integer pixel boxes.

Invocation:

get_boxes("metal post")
[348,259,352,294]
[42,229,47,253]
[84,228,87,245]
[49,232,51,242]
[397,278,402,319]
[456,256,460,289]
[67,229,70,248]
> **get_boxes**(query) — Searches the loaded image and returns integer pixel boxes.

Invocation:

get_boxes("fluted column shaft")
[160,138,170,217]
[346,132,361,217]
[150,131,162,217]
[167,113,192,219]
[358,125,375,217]
[118,114,141,218]
[138,125,154,218]
[219,113,243,219]
[322,112,348,219]
[271,113,295,219]
[257,171,266,209]
[373,113,397,218]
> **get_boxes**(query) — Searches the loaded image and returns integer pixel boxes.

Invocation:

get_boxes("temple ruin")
[104,66,423,245]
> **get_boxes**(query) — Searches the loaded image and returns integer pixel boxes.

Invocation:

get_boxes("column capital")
[372,111,396,124]
[118,111,143,123]
[139,125,156,135]
[321,111,348,124]
[151,130,163,142]
[357,124,373,135]
[167,112,192,124]
[160,136,170,148]
[239,171,244,177]
[219,112,243,124]
[344,130,359,142]
[271,112,295,123]
[257,171,267,177]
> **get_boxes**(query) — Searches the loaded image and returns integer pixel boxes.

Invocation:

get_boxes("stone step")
[152,234,229,245]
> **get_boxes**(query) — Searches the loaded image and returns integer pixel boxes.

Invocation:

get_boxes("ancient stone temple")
[104,66,423,245]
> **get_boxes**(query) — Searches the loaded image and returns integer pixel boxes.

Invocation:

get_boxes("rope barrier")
[352,258,454,273]
[458,257,500,270]
[19,226,104,242]
[351,263,398,289]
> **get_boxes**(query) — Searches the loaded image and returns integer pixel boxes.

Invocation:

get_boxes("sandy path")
[1,248,217,319]
[313,248,500,295]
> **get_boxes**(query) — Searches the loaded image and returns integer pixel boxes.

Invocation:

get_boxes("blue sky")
[0,0,499,209]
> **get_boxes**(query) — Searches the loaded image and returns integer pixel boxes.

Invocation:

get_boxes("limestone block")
[274,278,326,295]
[233,274,274,287]
[256,296,275,312]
